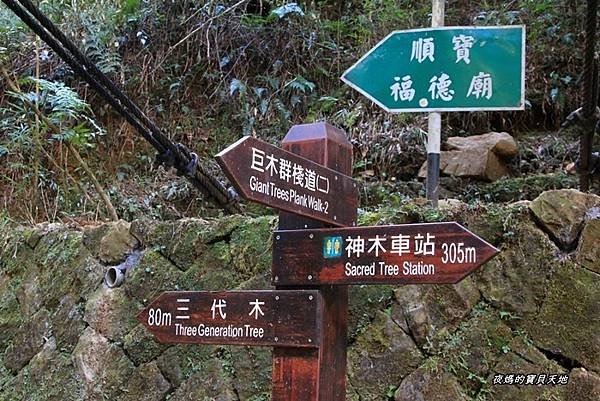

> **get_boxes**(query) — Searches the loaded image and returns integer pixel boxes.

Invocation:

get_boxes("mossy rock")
[178,240,239,291]
[83,220,138,264]
[123,324,169,366]
[576,218,600,273]
[394,359,469,401]
[84,286,138,341]
[474,221,560,321]
[229,216,276,279]
[72,327,134,400]
[484,339,567,401]
[155,344,218,387]
[123,250,183,304]
[130,215,246,271]
[348,310,423,400]
[529,189,600,249]
[3,308,50,373]
[565,368,600,401]
[33,230,94,309]
[358,198,457,227]
[348,284,395,340]
[9,342,82,401]
[168,359,237,401]
[430,306,513,394]
[529,263,600,372]
[229,346,272,401]
[121,361,171,401]
[392,277,480,347]
[50,293,86,351]
[0,277,24,349]
[0,228,35,276]
[461,202,531,246]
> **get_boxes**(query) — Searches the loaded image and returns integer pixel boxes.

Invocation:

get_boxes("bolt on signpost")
[138,122,500,401]
[341,2,525,208]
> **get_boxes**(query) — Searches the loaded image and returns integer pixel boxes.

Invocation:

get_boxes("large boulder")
[419,132,518,181]
[529,189,600,249]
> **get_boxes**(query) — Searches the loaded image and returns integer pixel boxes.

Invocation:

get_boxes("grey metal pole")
[427,0,445,208]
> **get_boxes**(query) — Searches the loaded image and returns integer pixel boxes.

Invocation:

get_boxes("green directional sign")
[341,26,525,112]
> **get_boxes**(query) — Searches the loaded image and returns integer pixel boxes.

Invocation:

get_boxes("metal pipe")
[104,250,142,288]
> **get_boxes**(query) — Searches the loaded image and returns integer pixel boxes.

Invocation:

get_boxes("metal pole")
[427,0,445,208]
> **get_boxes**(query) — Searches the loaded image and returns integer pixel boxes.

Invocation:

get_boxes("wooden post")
[426,0,445,208]
[272,122,352,401]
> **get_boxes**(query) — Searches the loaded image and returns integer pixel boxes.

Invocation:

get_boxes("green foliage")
[2,77,104,149]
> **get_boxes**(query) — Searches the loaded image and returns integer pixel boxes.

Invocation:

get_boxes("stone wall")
[0,189,598,401]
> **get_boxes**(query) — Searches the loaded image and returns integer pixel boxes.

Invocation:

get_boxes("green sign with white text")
[341,26,525,112]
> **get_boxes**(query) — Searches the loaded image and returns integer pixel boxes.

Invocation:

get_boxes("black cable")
[2,0,242,213]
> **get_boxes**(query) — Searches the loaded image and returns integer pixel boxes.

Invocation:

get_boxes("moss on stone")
[229,216,276,279]
[430,306,513,394]
[50,293,86,352]
[168,358,237,401]
[123,324,169,366]
[529,263,600,371]
[348,284,395,340]
[576,218,600,273]
[0,277,24,349]
[33,231,93,309]
[155,344,218,387]
[72,327,134,400]
[394,359,470,401]
[474,220,561,321]
[121,361,171,401]
[178,240,238,291]
[3,308,50,373]
[10,346,82,401]
[392,278,481,347]
[229,346,272,401]
[348,310,422,400]
[483,343,567,401]
[124,250,183,304]
[130,215,246,271]
[84,286,138,342]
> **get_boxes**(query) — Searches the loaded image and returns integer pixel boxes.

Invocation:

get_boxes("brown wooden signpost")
[139,122,499,401]
[272,222,498,286]
[138,290,322,347]
[216,134,359,227]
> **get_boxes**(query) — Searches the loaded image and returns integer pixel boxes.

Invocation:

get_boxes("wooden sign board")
[272,222,499,285]
[216,136,359,227]
[138,290,322,347]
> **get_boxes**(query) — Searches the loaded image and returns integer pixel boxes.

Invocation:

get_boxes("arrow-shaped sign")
[216,136,358,227]
[138,290,322,347]
[272,222,499,285]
